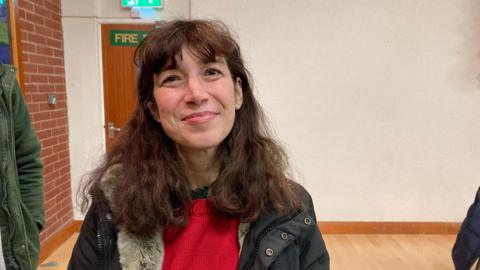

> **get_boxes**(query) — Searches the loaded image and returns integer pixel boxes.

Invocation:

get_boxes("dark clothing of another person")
[452,187,480,270]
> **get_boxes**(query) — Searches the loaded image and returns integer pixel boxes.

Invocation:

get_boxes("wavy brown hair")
[82,19,301,236]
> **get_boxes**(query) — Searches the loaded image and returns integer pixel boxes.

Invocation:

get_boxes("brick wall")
[17,0,72,243]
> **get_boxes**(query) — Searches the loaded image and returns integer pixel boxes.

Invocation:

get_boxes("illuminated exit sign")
[121,0,163,8]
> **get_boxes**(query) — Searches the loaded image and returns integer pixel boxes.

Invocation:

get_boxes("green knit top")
[191,186,209,200]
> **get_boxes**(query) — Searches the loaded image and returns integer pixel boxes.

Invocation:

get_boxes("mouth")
[182,111,218,124]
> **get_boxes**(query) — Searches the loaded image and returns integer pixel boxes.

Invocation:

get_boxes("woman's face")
[150,47,243,153]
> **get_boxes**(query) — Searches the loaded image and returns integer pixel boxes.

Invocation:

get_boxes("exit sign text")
[121,0,162,8]
[110,30,150,47]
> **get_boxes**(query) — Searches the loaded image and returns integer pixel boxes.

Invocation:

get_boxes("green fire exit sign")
[121,0,163,8]
[110,30,150,46]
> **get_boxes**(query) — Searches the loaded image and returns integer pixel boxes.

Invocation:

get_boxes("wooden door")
[101,24,154,149]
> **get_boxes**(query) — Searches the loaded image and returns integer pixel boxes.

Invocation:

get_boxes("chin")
[174,131,231,152]
[180,137,226,151]
[189,141,222,150]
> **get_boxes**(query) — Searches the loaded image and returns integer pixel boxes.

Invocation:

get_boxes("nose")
[184,76,209,105]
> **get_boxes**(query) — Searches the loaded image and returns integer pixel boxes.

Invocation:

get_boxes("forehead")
[163,47,227,70]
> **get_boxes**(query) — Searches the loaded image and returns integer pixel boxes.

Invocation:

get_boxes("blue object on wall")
[0,45,11,63]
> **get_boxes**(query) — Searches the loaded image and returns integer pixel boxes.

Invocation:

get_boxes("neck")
[177,146,219,189]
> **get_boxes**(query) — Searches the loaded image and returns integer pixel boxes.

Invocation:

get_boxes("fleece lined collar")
[99,166,250,270]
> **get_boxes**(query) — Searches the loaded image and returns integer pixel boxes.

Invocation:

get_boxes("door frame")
[97,20,157,150]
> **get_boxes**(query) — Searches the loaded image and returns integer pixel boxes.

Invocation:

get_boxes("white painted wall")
[191,0,480,221]
[62,0,189,219]
[63,0,480,221]
[62,18,105,220]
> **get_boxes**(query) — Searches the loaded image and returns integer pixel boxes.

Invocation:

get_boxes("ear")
[147,101,161,122]
[234,77,243,110]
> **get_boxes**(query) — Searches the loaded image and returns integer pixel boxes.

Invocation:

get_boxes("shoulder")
[0,64,17,86]
[240,181,329,269]
[251,181,317,231]
[82,193,116,239]
[0,64,18,100]
[84,164,125,226]
[290,181,311,199]
[97,164,123,209]
[78,165,122,231]
[0,64,16,76]
[289,181,315,210]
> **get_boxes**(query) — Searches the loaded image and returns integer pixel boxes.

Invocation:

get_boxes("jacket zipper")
[96,230,105,270]
[92,193,106,270]
[0,99,8,171]
[243,224,274,270]
[243,214,294,270]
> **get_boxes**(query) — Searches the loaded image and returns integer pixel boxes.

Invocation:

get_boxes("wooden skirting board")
[319,221,461,234]
[39,220,461,263]
[39,221,77,263]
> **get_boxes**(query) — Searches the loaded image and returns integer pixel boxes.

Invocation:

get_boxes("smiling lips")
[182,111,218,124]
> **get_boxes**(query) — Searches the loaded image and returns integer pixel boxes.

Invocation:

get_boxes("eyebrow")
[158,56,226,75]
[202,57,227,65]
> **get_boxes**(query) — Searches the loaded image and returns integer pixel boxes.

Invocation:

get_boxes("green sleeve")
[12,81,45,230]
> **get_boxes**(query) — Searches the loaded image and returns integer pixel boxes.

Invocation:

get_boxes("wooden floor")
[38,233,456,270]
[323,234,456,269]
[37,234,77,270]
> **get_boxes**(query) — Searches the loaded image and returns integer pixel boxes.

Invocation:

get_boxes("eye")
[205,68,222,77]
[160,74,184,86]
[163,75,180,83]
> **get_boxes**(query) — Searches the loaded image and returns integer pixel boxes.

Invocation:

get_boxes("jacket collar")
[237,186,313,270]
[100,166,164,270]
[99,165,250,270]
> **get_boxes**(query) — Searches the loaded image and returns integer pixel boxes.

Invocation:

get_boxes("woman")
[68,19,329,270]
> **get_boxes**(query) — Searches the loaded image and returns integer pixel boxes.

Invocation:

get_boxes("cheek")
[215,85,237,108]
[154,91,178,118]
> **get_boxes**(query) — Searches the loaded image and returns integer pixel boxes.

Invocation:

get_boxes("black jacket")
[452,187,480,270]
[68,184,329,270]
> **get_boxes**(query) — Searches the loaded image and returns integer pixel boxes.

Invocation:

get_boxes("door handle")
[107,122,121,138]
